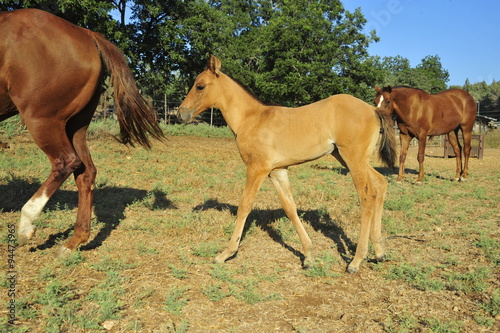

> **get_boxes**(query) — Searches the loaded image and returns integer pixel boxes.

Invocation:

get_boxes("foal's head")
[374,86,393,112]
[178,55,222,123]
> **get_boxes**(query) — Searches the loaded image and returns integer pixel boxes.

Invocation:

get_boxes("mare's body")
[375,86,476,183]
[0,9,164,253]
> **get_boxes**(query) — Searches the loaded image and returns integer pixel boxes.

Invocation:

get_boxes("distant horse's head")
[178,55,222,123]
[374,86,393,112]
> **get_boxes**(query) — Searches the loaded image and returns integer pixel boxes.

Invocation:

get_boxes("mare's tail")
[375,109,397,169]
[91,32,165,148]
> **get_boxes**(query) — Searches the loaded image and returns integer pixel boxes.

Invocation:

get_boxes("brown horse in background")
[179,55,397,273]
[0,9,164,254]
[374,86,476,183]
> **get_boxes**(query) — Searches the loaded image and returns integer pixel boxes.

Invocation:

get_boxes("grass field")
[1,120,499,332]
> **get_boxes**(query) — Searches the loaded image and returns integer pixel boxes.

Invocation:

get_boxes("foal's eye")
[196,84,205,91]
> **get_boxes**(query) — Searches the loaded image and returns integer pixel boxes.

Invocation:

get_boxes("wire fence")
[94,100,228,127]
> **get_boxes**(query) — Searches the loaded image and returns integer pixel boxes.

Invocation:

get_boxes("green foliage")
[375,54,450,93]
[385,263,444,291]
[164,286,190,316]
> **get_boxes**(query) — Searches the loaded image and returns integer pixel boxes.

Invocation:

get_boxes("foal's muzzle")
[177,106,195,124]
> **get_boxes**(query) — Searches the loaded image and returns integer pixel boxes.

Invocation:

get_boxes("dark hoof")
[376,254,387,263]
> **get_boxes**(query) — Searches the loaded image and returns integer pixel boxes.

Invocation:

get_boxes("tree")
[376,55,449,94]
[415,55,449,93]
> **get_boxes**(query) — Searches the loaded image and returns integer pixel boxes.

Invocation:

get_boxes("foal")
[179,55,396,273]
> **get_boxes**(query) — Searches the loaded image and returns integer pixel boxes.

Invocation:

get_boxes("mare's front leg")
[269,169,312,268]
[446,130,462,181]
[415,136,428,184]
[214,165,269,263]
[397,133,412,182]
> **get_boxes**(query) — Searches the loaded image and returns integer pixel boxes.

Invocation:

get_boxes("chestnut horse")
[375,86,476,183]
[0,9,164,254]
[179,55,397,273]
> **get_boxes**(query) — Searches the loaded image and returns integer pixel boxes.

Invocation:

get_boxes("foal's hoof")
[346,265,358,274]
[375,254,387,263]
[55,246,72,259]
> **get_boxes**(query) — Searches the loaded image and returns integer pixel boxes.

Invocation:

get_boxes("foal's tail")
[91,32,165,148]
[375,109,397,169]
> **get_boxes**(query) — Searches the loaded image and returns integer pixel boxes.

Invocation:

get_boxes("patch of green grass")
[164,286,190,315]
[385,263,444,291]
[161,123,233,138]
[192,241,222,258]
[424,317,462,333]
[444,267,490,294]
[86,270,127,323]
[201,283,230,301]
[475,235,499,265]
[383,312,418,333]
[169,264,189,279]
[304,251,341,278]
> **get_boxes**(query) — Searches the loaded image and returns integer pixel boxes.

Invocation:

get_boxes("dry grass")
[1,127,499,332]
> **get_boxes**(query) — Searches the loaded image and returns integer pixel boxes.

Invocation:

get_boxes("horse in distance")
[0,9,165,255]
[374,85,476,184]
[179,55,397,273]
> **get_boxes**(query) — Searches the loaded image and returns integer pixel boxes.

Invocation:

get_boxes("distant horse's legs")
[214,165,268,263]
[461,126,474,180]
[269,169,312,267]
[447,130,463,181]
[415,135,428,184]
[397,133,413,182]
[18,120,82,246]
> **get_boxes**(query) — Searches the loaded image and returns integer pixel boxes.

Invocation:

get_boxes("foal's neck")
[218,74,266,135]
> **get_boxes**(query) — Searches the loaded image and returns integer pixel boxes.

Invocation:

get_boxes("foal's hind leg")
[17,121,82,246]
[269,169,312,268]
[337,146,382,273]
[368,168,388,262]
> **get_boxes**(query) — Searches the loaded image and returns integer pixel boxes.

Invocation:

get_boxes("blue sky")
[343,0,499,86]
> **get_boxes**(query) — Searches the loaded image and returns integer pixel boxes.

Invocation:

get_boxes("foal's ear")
[375,85,381,93]
[208,54,222,77]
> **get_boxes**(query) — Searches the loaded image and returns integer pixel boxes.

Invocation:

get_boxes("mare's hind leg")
[269,169,312,268]
[397,133,413,182]
[60,124,96,254]
[60,96,99,254]
[17,121,82,246]
[461,126,473,180]
[447,130,462,181]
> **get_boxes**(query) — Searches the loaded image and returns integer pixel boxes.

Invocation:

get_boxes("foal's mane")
[228,74,281,107]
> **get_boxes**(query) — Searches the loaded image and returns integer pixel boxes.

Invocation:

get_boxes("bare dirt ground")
[1,134,499,332]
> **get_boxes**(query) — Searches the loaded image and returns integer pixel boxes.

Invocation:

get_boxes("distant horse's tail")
[91,32,164,148]
[375,109,397,169]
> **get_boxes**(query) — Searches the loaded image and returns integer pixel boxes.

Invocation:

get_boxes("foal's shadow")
[0,177,173,251]
[193,198,356,265]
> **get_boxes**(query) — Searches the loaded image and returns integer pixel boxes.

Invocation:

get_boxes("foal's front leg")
[214,166,269,263]
[269,169,312,268]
